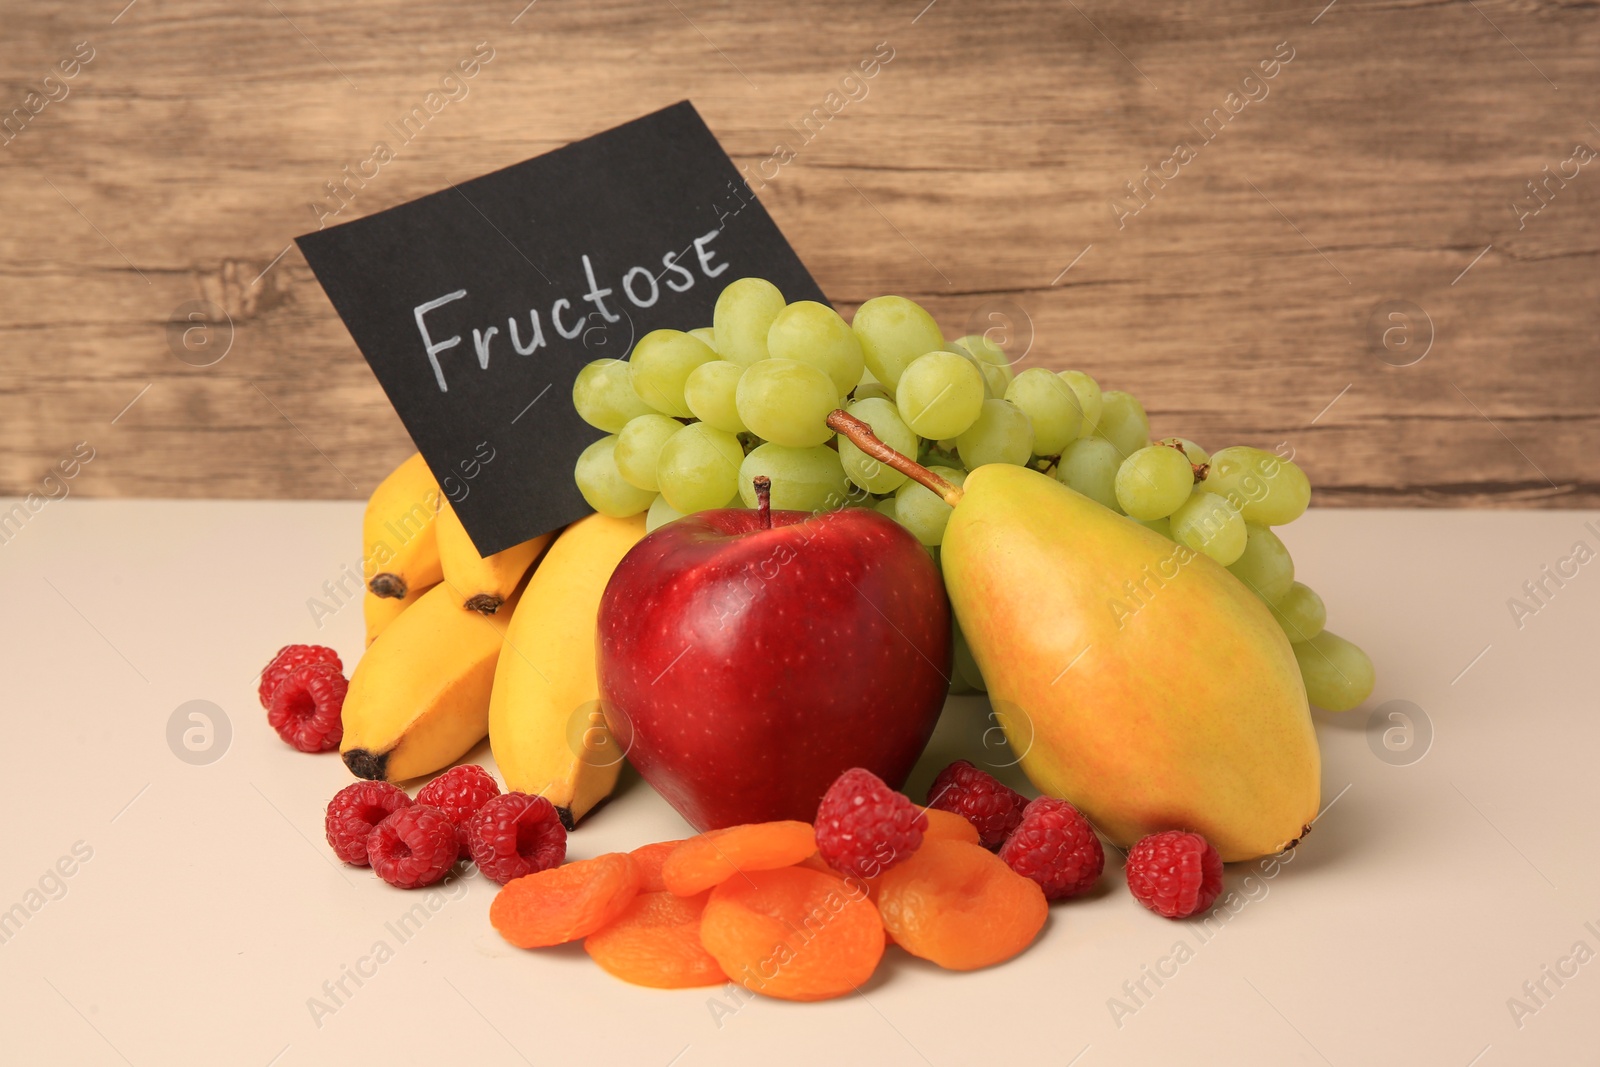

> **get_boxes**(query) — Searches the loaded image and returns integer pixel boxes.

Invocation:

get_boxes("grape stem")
[1161,438,1209,483]
[826,409,965,506]
[753,475,773,529]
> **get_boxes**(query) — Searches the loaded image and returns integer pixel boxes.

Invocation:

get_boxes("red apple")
[596,491,950,831]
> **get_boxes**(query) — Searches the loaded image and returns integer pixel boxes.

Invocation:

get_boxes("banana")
[436,499,554,614]
[490,512,647,828]
[362,583,434,646]
[342,581,521,782]
[364,453,444,599]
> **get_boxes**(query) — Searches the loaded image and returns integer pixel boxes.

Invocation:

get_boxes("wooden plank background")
[3,0,1596,507]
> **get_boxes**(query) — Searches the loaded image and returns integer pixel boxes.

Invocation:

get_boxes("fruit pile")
[568,279,1373,714]
[258,271,1380,1002]
[490,765,1222,999]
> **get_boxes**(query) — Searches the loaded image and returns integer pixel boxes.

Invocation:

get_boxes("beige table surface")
[1,501,1596,1066]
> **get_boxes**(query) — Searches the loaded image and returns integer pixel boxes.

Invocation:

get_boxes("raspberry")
[417,765,501,859]
[925,760,1027,849]
[814,768,927,879]
[258,644,341,707]
[465,793,567,885]
[367,805,459,889]
[998,797,1104,900]
[1125,830,1224,919]
[266,664,346,753]
[325,781,412,866]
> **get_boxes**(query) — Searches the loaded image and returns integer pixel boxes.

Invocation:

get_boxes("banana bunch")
[342,454,647,828]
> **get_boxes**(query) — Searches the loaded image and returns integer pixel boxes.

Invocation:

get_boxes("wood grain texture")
[2,0,1596,506]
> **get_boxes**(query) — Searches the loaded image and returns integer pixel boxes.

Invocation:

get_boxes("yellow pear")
[830,411,1319,862]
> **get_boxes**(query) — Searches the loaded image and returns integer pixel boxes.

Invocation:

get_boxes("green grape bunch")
[569,277,1374,715]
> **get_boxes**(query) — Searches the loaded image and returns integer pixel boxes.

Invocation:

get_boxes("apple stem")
[826,409,965,506]
[753,475,772,529]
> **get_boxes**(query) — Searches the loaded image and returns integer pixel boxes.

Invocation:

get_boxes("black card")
[297,101,827,555]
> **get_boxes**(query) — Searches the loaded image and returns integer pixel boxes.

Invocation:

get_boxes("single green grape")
[688,326,718,353]
[956,398,1034,468]
[1058,371,1103,438]
[683,360,747,434]
[766,300,865,395]
[574,435,655,517]
[1114,444,1194,520]
[851,296,945,389]
[1005,368,1083,454]
[713,278,786,366]
[1269,582,1326,642]
[896,351,985,439]
[735,358,838,447]
[628,330,716,418]
[572,358,657,432]
[1169,490,1248,565]
[838,397,917,494]
[893,465,967,546]
[613,413,683,491]
[950,334,1014,399]
[1293,630,1375,712]
[874,495,898,522]
[1227,524,1295,603]
[656,423,744,514]
[1095,389,1151,458]
[1056,437,1123,511]
[943,344,998,399]
[1158,436,1209,467]
[1201,446,1311,526]
[645,493,686,533]
[738,442,851,512]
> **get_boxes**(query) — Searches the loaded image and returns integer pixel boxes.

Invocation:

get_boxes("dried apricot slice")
[875,839,1046,971]
[662,821,817,897]
[584,891,726,989]
[629,840,685,894]
[922,806,982,845]
[795,854,886,943]
[490,852,640,948]
[700,867,884,1002]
